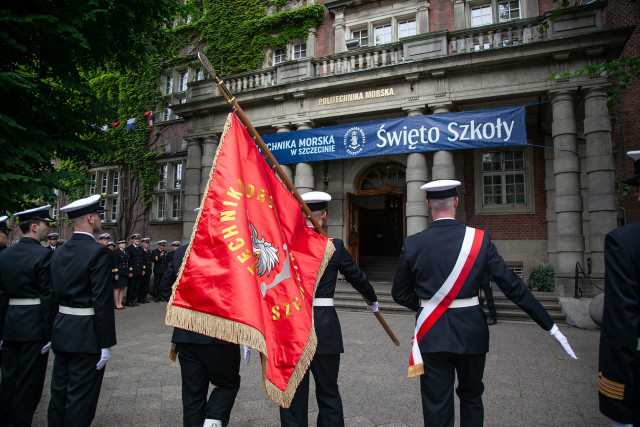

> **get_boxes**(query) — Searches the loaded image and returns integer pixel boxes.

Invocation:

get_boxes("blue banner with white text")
[262,106,526,165]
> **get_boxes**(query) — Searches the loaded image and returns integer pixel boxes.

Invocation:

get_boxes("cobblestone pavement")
[29,298,607,426]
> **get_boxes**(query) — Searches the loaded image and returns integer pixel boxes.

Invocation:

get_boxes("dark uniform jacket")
[112,247,131,277]
[315,238,377,354]
[142,248,153,274]
[392,219,553,355]
[0,237,56,342]
[50,233,117,353]
[163,245,230,345]
[598,222,640,424]
[151,248,169,274]
[126,244,145,276]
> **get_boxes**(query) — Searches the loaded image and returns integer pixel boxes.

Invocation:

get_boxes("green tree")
[0,0,184,212]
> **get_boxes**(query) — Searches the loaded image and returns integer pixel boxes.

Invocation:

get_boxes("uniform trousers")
[420,352,486,427]
[153,273,165,301]
[178,342,241,427]
[0,340,49,426]
[279,354,344,427]
[48,350,105,427]
[126,275,141,304]
[138,274,151,302]
[480,287,497,320]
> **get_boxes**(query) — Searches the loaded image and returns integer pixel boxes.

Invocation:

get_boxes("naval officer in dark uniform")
[138,237,153,303]
[112,239,131,310]
[598,150,640,426]
[161,239,241,427]
[47,232,59,251]
[0,215,9,252]
[151,240,169,302]
[0,205,56,426]
[392,179,576,427]
[279,191,379,427]
[125,233,144,307]
[48,194,117,427]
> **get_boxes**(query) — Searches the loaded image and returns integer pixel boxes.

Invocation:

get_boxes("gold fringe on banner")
[165,112,338,407]
[408,363,424,378]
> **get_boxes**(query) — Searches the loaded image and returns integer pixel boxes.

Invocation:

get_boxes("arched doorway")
[347,162,406,282]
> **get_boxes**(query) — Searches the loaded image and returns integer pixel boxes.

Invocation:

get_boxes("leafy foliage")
[527,263,556,292]
[0,0,183,212]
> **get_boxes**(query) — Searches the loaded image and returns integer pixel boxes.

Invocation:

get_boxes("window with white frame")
[498,0,520,22]
[195,68,204,81]
[154,161,184,221]
[164,75,174,94]
[52,189,60,220]
[88,168,120,223]
[163,103,172,122]
[474,147,534,214]
[398,19,417,39]
[179,71,189,92]
[351,28,369,47]
[374,24,392,45]
[292,43,306,60]
[273,48,286,64]
[471,5,493,27]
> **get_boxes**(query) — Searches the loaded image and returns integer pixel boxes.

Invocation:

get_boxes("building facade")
[83,0,638,296]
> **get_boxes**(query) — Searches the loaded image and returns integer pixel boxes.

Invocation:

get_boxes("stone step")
[332,281,566,323]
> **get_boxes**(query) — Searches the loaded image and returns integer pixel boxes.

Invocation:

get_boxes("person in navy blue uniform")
[161,242,241,427]
[98,232,110,247]
[137,237,152,303]
[47,232,59,251]
[598,150,640,426]
[125,233,144,307]
[480,275,498,325]
[279,191,378,427]
[162,241,180,301]
[392,179,576,427]
[0,205,56,426]
[48,194,117,427]
[151,240,169,302]
[112,239,131,310]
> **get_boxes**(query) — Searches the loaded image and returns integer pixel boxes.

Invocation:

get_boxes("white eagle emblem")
[249,222,291,297]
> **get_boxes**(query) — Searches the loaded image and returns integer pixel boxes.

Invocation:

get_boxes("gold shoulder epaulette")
[598,372,625,400]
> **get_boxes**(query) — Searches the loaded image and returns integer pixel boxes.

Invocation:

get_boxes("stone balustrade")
[449,17,545,54]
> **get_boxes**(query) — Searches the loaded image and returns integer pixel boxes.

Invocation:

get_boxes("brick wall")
[316,1,335,57]
[463,125,548,240]
[429,0,456,31]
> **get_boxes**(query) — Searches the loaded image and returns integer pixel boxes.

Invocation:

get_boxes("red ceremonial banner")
[165,112,334,407]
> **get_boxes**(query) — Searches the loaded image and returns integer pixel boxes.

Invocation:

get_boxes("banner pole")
[198,52,399,347]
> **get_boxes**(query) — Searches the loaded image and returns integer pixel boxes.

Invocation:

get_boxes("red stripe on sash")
[416,229,484,342]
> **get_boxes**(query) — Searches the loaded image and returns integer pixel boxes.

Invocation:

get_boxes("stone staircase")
[333,281,566,324]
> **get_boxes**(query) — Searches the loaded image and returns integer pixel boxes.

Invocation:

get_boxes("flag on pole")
[144,110,153,131]
[165,112,334,407]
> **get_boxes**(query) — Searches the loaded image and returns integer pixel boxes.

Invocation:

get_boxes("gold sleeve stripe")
[598,372,625,400]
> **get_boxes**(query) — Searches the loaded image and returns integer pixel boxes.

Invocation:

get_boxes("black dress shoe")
[125,302,137,307]
[154,299,160,303]
[487,317,497,325]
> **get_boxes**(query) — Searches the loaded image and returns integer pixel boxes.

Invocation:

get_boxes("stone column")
[182,138,202,243]
[430,104,456,180]
[453,0,466,30]
[404,107,429,235]
[544,134,559,269]
[307,28,317,58]
[333,8,346,53]
[294,122,314,194]
[275,124,294,183]
[200,137,218,195]
[551,90,584,294]
[416,0,430,33]
[584,86,617,279]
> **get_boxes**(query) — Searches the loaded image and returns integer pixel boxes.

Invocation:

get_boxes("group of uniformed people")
[0,151,638,427]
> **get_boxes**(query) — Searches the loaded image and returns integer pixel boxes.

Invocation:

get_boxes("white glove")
[242,345,251,365]
[366,301,379,313]
[96,348,112,370]
[549,324,577,359]
[41,341,51,354]
[610,421,633,427]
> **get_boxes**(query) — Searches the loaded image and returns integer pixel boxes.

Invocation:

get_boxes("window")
[88,168,121,223]
[172,194,182,218]
[179,98,187,104]
[154,161,184,221]
[498,0,520,22]
[471,5,493,27]
[52,189,60,220]
[179,71,188,92]
[292,43,306,60]
[398,19,417,39]
[274,48,286,64]
[374,24,392,45]
[195,68,204,81]
[164,75,174,94]
[163,104,172,122]
[352,29,369,47]
[474,147,534,214]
